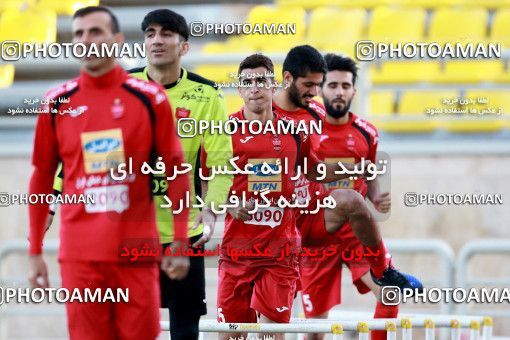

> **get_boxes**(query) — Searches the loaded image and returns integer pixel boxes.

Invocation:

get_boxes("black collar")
[146,68,184,89]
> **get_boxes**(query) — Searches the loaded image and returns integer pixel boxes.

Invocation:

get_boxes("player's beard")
[288,82,310,108]
[324,97,352,118]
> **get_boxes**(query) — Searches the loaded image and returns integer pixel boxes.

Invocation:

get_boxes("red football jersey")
[272,100,327,207]
[29,65,189,261]
[272,99,325,149]
[315,112,379,197]
[222,110,321,258]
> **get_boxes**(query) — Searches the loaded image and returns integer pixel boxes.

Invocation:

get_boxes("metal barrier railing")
[158,316,493,340]
[456,239,510,317]
[385,239,455,314]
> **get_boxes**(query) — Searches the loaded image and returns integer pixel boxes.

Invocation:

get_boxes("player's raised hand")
[192,208,216,247]
[372,192,391,213]
[28,255,49,289]
[227,200,255,221]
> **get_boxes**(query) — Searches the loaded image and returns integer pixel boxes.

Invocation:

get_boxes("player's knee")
[331,189,367,217]
[307,333,325,340]
[221,333,246,340]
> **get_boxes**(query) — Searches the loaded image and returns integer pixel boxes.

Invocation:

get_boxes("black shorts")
[160,234,207,317]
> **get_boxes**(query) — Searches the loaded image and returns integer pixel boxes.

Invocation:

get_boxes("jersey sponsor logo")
[294,180,310,205]
[247,158,281,192]
[251,163,279,177]
[250,182,280,191]
[81,129,125,174]
[324,157,355,190]
[294,175,310,205]
[176,107,191,119]
[84,138,120,153]
[180,91,210,103]
[84,184,129,213]
[240,136,254,144]
[75,173,135,190]
[294,175,309,187]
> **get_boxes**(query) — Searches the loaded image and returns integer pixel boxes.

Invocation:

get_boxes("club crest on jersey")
[111,98,124,119]
[176,107,191,119]
[347,134,355,150]
[272,135,281,151]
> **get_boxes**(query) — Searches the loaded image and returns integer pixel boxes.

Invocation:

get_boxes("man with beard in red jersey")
[218,53,365,340]
[299,53,398,340]
[273,47,421,339]
[217,53,422,340]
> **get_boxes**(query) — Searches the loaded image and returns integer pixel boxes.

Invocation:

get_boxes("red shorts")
[60,261,160,340]
[299,225,371,317]
[217,255,299,323]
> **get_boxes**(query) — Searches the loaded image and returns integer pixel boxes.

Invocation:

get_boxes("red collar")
[80,64,126,89]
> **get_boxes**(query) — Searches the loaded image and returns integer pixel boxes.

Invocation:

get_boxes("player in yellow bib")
[130,9,233,340]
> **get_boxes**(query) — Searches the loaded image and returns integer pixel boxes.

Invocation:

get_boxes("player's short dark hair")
[283,45,327,78]
[324,53,359,86]
[238,54,274,76]
[73,6,120,34]
[141,9,189,41]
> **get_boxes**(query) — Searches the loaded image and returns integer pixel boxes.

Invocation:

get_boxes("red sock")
[371,302,399,340]
[365,240,390,278]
